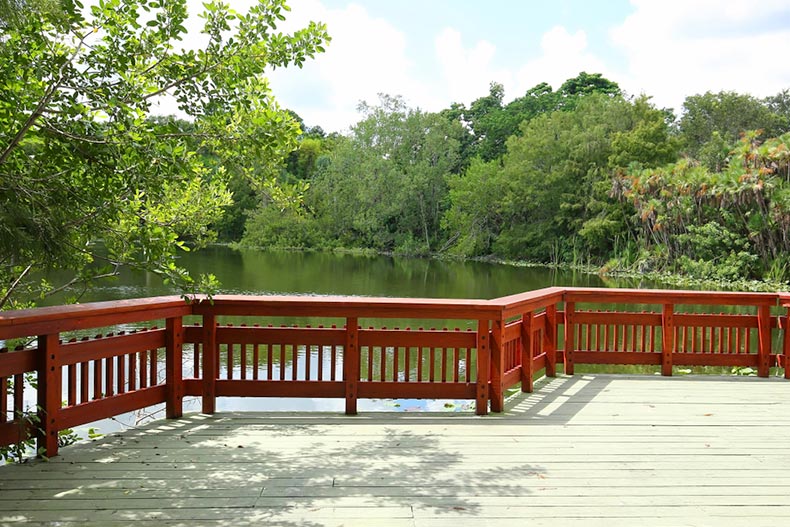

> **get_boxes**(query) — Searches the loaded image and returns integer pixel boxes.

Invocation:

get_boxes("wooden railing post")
[202,313,217,414]
[784,308,790,380]
[344,318,359,415]
[757,305,771,378]
[166,316,184,419]
[564,301,575,375]
[661,304,674,376]
[521,311,534,393]
[490,317,505,413]
[545,305,557,378]
[475,319,490,415]
[36,333,60,457]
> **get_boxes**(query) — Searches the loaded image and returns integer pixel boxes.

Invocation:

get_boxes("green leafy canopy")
[0,0,329,308]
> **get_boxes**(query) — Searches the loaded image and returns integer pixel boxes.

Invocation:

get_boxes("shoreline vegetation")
[226,243,789,294]
[230,77,790,294]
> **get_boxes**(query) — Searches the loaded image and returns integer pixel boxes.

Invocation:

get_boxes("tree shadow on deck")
[0,411,548,526]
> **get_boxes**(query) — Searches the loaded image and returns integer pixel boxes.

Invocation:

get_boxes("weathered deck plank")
[2,374,790,526]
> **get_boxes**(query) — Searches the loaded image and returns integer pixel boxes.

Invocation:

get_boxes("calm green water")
[71,245,647,303]
[18,247,770,444]
[36,247,660,435]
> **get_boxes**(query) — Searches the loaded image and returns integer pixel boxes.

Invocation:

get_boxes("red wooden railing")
[1,287,789,457]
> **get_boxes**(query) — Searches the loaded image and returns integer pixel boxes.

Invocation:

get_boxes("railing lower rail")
[1,287,788,457]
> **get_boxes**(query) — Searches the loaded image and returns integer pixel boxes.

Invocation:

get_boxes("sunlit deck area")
[3,373,790,526]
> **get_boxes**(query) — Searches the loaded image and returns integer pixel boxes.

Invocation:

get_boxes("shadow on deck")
[2,373,790,526]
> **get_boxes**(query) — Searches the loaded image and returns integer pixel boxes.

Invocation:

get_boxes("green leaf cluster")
[0,0,329,308]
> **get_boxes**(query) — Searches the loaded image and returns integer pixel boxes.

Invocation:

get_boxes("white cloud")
[434,28,511,104]
[611,0,790,113]
[512,26,612,96]
[266,1,433,132]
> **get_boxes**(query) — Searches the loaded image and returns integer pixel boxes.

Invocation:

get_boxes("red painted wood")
[490,319,505,413]
[117,353,125,395]
[215,380,345,398]
[166,317,183,419]
[0,419,34,448]
[574,351,662,366]
[564,302,576,375]
[544,305,557,378]
[785,310,790,379]
[195,295,502,321]
[565,287,777,306]
[330,344,337,381]
[758,305,771,377]
[279,344,285,381]
[453,348,460,383]
[476,320,489,416]
[0,347,36,378]
[358,381,475,400]
[344,318,359,415]
[673,354,759,367]
[521,312,534,393]
[59,386,166,430]
[0,300,191,341]
[36,334,60,457]
[662,304,674,376]
[253,343,260,380]
[497,287,565,319]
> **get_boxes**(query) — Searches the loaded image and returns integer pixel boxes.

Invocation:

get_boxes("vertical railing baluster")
[475,319,490,416]
[490,316,505,413]
[564,301,575,375]
[662,304,674,376]
[521,311,534,393]
[344,318,359,415]
[784,308,790,380]
[757,305,771,378]
[545,304,557,378]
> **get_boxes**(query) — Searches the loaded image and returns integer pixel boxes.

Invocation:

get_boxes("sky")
[184,0,790,132]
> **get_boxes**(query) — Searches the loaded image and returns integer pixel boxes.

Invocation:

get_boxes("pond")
[68,245,651,303]
[35,247,664,439]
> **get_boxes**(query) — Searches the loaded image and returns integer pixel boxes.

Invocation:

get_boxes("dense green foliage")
[240,73,790,286]
[0,0,328,308]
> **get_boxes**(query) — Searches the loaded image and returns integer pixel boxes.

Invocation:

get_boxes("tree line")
[238,74,790,285]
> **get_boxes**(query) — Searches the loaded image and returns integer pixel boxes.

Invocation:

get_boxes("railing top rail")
[194,294,503,320]
[490,287,565,318]
[0,296,191,340]
[0,286,784,340]
[564,287,779,306]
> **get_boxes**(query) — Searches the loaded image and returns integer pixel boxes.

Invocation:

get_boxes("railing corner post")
[36,333,60,458]
[202,313,217,414]
[166,316,184,419]
[490,315,505,413]
[475,319,490,415]
[661,304,674,376]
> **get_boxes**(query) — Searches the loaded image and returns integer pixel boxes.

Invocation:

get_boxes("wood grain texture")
[3,374,790,526]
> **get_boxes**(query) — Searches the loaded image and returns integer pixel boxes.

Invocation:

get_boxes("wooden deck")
[2,373,790,526]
